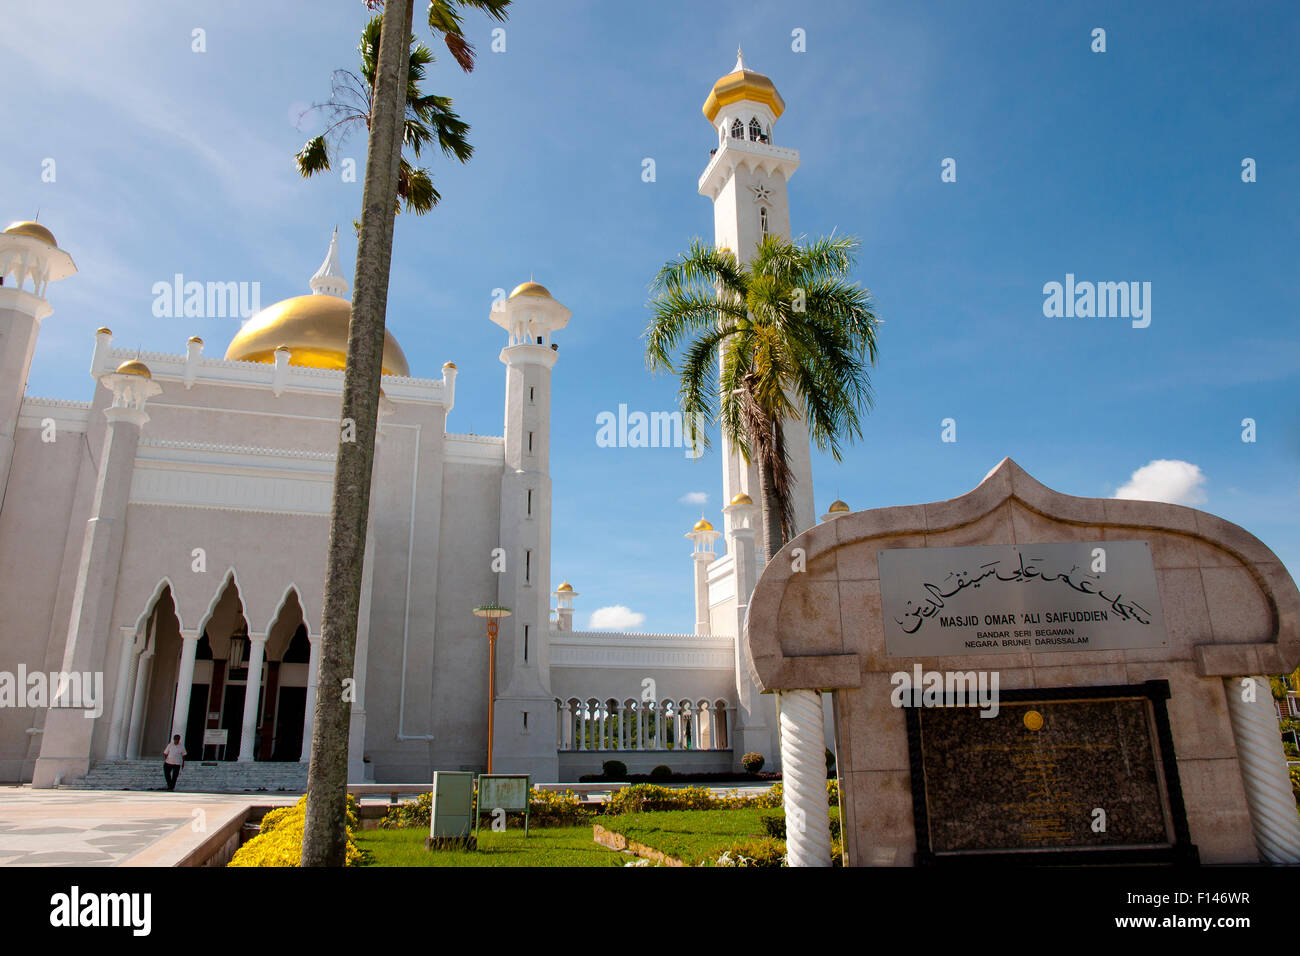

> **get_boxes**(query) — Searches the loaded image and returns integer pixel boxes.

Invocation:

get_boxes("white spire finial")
[734,45,746,72]
[309,226,348,298]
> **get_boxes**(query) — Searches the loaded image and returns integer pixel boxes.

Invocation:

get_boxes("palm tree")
[645,234,880,562]
[295,13,473,215]
[300,0,510,869]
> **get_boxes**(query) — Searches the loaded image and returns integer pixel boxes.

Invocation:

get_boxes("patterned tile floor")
[0,789,282,866]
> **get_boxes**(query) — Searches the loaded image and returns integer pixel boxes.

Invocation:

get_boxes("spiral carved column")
[1224,676,1300,863]
[778,689,833,867]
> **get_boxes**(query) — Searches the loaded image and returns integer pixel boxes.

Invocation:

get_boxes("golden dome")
[443,361,457,369]
[188,336,203,344]
[729,492,753,506]
[828,499,850,513]
[115,359,152,379]
[224,294,410,377]
[556,581,574,592]
[693,517,714,532]
[96,327,112,335]
[702,52,785,125]
[509,281,551,299]
[3,221,57,247]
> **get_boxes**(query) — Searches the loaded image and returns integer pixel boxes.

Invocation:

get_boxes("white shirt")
[163,743,186,765]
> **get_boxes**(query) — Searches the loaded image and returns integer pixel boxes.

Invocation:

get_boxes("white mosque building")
[0,53,837,787]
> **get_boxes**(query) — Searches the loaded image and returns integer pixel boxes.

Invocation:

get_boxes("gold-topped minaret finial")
[703,48,785,124]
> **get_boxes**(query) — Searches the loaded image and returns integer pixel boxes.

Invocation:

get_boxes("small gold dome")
[556,581,574,592]
[96,327,112,335]
[509,281,551,299]
[703,54,785,125]
[729,492,753,506]
[3,221,57,247]
[443,361,457,369]
[188,335,203,344]
[693,517,714,532]
[828,499,850,513]
[224,294,410,377]
[115,359,152,379]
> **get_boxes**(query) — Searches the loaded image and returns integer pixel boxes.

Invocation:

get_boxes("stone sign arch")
[745,458,1300,866]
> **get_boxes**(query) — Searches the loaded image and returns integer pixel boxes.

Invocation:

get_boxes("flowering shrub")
[603,782,785,814]
[229,795,362,867]
[741,752,765,773]
[529,789,592,827]
[379,792,432,829]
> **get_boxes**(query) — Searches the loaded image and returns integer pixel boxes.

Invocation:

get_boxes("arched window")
[730,118,744,139]
[749,117,762,141]
[759,206,769,235]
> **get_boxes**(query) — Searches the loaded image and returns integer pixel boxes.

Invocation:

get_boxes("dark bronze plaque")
[905,683,1196,864]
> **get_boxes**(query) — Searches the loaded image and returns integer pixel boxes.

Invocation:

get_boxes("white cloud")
[679,491,709,505]
[1114,460,1207,506]
[588,605,646,631]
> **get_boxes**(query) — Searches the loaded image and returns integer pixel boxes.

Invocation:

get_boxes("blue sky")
[3,0,1297,634]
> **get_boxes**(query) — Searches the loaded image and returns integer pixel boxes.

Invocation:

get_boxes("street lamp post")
[472,603,512,773]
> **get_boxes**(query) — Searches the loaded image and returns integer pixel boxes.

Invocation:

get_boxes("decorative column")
[346,390,391,781]
[300,635,319,762]
[31,359,161,787]
[777,689,833,867]
[171,633,200,740]
[238,635,267,762]
[105,628,138,758]
[724,492,775,768]
[1224,676,1300,863]
[559,700,572,750]
[125,648,154,759]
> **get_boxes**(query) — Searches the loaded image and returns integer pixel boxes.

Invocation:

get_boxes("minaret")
[685,517,721,635]
[0,221,77,510]
[699,51,816,545]
[489,280,571,780]
[553,581,577,632]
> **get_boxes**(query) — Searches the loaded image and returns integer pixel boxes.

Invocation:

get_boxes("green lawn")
[355,826,626,868]
[599,807,839,866]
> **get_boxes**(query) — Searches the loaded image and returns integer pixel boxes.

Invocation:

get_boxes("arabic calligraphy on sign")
[878,542,1167,657]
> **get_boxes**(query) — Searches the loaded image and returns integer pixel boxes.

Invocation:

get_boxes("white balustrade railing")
[555,697,735,752]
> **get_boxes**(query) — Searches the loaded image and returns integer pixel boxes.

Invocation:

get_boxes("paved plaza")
[0,787,286,866]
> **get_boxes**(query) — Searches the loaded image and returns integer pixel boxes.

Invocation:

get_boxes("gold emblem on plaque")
[1023,710,1044,731]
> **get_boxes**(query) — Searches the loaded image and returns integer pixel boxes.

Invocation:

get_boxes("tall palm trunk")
[757,450,785,563]
[301,0,414,868]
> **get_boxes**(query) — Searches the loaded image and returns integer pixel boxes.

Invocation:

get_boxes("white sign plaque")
[879,541,1167,657]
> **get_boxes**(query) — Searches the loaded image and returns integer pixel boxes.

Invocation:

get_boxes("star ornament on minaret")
[748,183,773,204]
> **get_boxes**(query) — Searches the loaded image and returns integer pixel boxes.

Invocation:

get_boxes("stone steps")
[60,759,309,793]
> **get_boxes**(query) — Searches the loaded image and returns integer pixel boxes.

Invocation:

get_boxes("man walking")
[162,734,186,791]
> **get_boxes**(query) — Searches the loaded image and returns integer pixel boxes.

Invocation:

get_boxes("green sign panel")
[430,771,475,840]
